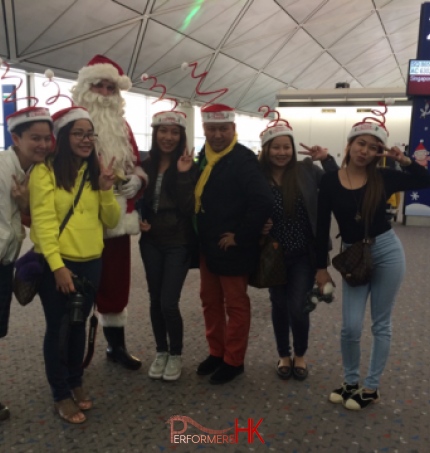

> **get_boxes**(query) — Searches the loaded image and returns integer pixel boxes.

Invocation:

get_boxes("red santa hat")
[347,102,390,145]
[7,107,52,133]
[51,106,92,137]
[151,110,187,128]
[259,106,294,147]
[260,123,294,146]
[347,122,388,145]
[201,104,235,123]
[77,54,132,91]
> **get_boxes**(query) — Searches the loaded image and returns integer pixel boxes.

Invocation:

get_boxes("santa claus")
[71,55,147,370]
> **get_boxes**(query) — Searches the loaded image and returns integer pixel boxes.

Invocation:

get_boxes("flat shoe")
[71,387,93,411]
[292,360,308,381]
[276,360,292,380]
[54,398,86,424]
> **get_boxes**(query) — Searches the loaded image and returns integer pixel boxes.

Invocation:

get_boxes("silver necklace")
[345,168,366,223]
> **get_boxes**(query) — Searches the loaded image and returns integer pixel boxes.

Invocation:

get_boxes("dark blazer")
[196,142,274,275]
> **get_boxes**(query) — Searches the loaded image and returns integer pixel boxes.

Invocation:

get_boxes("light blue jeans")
[340,229,405,390]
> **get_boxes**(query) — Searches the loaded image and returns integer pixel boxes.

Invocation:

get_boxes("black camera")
[68,276,95,325]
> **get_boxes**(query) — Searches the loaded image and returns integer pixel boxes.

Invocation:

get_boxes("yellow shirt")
[29,162,120,271]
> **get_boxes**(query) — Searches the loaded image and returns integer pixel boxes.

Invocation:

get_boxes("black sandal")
[292,359,308,381]
[276,359,293,380]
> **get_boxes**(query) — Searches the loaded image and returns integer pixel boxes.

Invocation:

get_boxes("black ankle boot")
[0,402,10,421]
[103,327,141,370]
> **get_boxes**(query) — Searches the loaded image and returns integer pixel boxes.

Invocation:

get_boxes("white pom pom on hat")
[44,69,55,80]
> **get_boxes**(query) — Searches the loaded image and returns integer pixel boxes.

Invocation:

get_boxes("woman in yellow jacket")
[29,106,120,424]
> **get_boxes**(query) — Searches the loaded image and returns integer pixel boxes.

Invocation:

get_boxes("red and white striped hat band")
[51,107,92,137]
[151,111,187,128]
[7,107,52,133]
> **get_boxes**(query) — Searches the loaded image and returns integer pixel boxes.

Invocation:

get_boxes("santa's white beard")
[72,89,134,174]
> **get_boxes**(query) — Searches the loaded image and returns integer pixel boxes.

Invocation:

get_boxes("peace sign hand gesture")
[98,155,116,191]
[11,173,30,214]
[377,145,411,166]
[177,146,195,173]
[298,143,329,161]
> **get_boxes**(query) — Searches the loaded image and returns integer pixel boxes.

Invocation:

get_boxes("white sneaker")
[148,352,169,379]
[163,355,182,381]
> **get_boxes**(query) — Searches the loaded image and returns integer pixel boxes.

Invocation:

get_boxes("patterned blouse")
[269,185,313,256]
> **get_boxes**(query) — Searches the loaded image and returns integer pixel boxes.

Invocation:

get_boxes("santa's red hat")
[201,104,235,123]
[77,54,132,91]
[7,107,52,133]
[347,103,390,145]
[151,111,187,129]
[347,122,388,145]
[260,123,294,147]
[52,106,92,137]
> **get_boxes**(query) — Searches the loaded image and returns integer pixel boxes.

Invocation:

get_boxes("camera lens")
[69,292,86,324]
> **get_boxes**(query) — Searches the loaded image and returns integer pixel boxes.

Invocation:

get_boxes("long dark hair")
[342,136,385,230]
[48,120,99,191]
[143,125,187,202]
[259,135,299,218]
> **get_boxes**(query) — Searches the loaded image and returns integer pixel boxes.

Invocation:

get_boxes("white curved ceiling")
[0,0,424,114]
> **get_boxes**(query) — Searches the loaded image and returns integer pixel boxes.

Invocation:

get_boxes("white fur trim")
[151,111,187,128]
[260,124,294,146]
[104,195,140,238]
[78,63,132,91]
[98,308,128,327]
[124,210,140,235]
[7,107,52,132]
[347,122,388,144]
[53,108,92,137]
[202,111,235,123]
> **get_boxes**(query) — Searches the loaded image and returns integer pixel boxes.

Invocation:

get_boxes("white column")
[178,102,195,152]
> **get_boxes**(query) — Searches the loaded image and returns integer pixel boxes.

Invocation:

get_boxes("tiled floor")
[0,222,429,452]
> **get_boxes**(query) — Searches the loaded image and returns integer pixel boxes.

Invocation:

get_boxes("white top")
[0,147,26,264]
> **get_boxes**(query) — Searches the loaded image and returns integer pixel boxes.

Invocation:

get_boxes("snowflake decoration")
[410,192,420,201]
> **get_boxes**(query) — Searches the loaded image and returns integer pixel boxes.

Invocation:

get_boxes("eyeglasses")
[70,131,98,141]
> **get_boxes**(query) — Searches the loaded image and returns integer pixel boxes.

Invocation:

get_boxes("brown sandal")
[54,398,86,424]
[71,387,93,411]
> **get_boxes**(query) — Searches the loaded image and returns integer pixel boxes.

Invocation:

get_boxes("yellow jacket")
[29,162,120,271]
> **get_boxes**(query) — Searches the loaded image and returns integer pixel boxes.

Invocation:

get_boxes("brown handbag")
[249,235,287,289]
[332,237,373,287]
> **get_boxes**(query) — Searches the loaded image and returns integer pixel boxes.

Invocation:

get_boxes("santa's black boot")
[103,327,141,370]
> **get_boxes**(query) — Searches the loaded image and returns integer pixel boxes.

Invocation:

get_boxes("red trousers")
[96,235,130,314]
[199,256,250,367]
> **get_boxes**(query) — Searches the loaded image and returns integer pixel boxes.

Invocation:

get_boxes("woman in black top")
[258,110,338,381]
[315,107,430,410]
[139,110,197,382]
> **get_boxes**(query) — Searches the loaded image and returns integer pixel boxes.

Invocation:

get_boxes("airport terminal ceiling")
[0,0,425,114]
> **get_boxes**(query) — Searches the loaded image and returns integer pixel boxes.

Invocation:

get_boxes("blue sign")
[404,2,430,217]
[2,84,17,149]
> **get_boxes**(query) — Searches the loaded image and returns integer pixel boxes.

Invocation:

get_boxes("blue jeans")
[269,253,315,358]
[38,258,101,402]
[341,229,405,390]
[139,239,190,355]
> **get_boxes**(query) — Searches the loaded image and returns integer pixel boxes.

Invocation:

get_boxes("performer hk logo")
[167,415,264,445]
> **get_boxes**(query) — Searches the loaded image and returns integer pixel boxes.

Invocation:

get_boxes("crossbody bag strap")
[58,167,89,237]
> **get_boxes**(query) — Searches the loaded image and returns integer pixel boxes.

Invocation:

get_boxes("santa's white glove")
[120,174,142,199]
